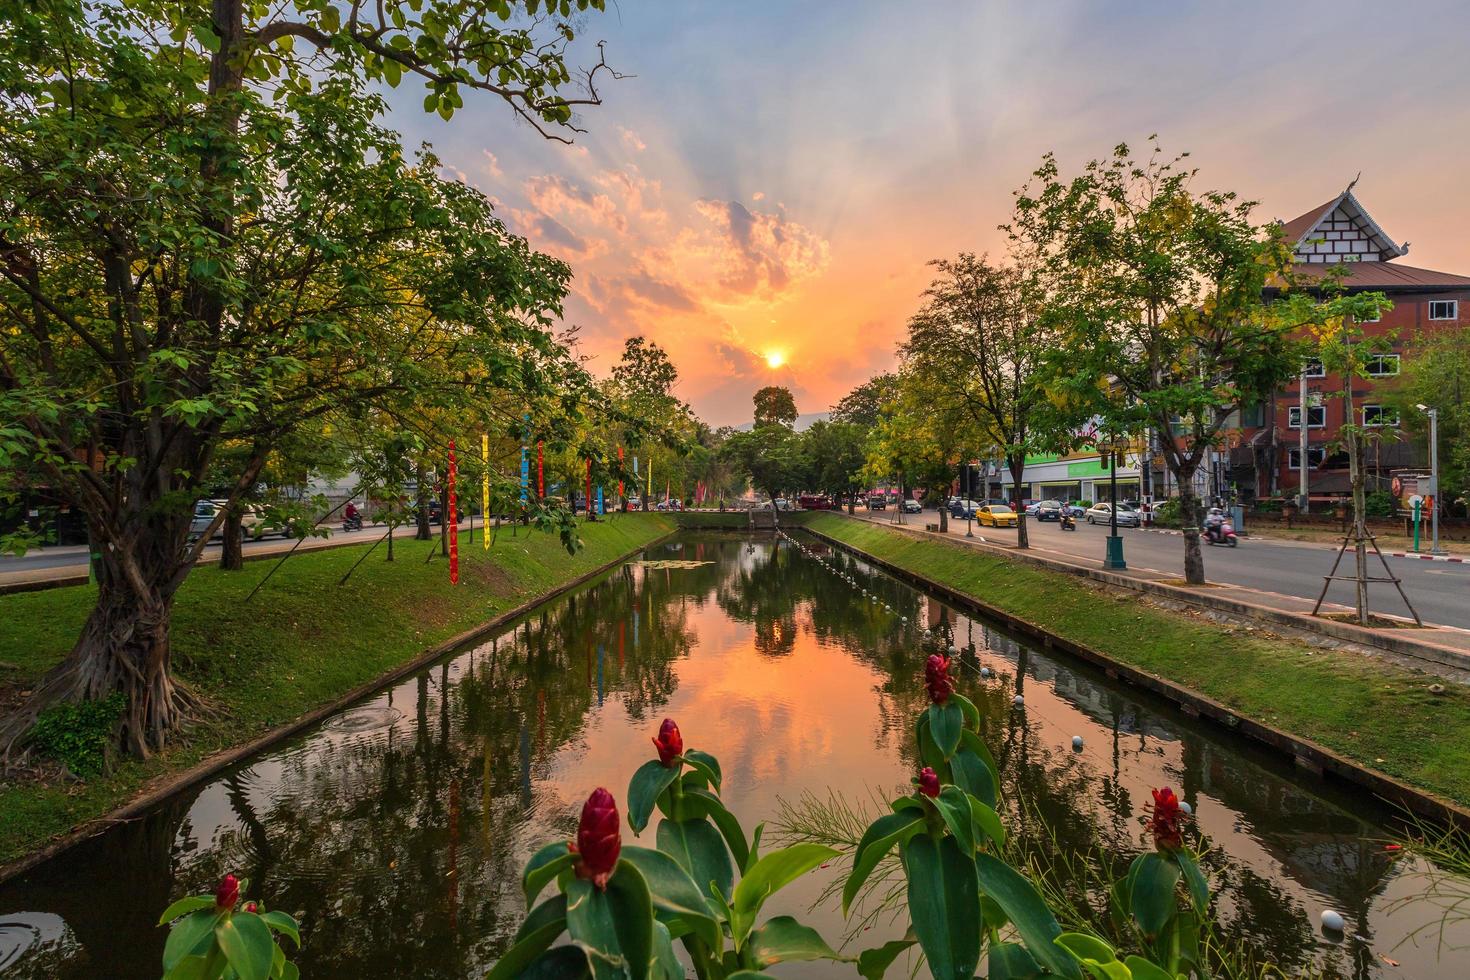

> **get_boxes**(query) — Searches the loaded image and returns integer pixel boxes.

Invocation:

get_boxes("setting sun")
[764,350,786,369]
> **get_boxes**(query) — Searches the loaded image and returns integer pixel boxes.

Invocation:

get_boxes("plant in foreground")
[489,718,844,978]
[158,874,300,980]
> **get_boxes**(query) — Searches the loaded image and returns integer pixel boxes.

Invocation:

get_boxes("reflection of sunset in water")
[3,532,1466,979]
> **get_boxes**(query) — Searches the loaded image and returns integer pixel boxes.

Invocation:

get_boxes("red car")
[797,494,836,510]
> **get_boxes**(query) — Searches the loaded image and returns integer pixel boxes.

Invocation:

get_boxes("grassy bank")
[807,513,1470,808]
[0,514,672,867]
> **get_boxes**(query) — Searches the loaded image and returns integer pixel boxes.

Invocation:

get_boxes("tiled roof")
[1281,262,1470,291]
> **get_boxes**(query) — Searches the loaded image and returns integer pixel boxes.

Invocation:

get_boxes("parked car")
[867,493,887,510]
[1034,500,1063,522]
[797,494,836,510]
[977,504,1018,528]
[626,496,643,510]
[948,499,978,518]
[901,498,923,513]
[1064,502,1088,517]
[188,499,288,541]
[1085,502,1141,527]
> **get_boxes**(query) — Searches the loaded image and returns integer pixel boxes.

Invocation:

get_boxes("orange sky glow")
[396,1,1470,426]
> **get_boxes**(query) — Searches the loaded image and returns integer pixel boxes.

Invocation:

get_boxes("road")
[871,507,1470,631]
[0,521,467,583]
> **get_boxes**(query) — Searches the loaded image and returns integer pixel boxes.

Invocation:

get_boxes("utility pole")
[1418,404,1443,555]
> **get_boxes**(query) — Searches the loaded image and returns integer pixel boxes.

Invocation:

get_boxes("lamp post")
[965,461,974,538]
[1416,403,1442,555]
[1103,438,1127,570]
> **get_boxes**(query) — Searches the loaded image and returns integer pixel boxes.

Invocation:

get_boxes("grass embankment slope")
[808,513,1470,808]
[0,514,672,867]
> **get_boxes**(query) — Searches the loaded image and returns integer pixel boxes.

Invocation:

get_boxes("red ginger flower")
[571,788,622,889]
[925,654,954,705]
[1146,787,1185,852]
[215,874,239,911]
[652,718,683,767]
[918,767,941,798]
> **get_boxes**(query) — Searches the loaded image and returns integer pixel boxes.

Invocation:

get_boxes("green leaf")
[988,941,1043,980]
[975,852,1082,979]
[950,746,998,810]
[683,749,723,792]
[257,910,300,947]
[1055,933,1129,980]
[968,794,1006,850]
[1175,850,1210,916]
[726,972,778,979]
[856,936,916,980]
[620,845,720,948]
[1128,852,1181,936]
[748,915,847,967]
[520,945,593,978]
[214,913,275,980]
[902,833,980,980]
[191,24,221,52]
[658,817,734,904]
[1123,955,1177,980]
[682,786,749,870]
[523,841,576,904]
[651,921,683,980]
[934,786,975,854]
[487,896,568,979]
[952,692,981,731]
[915,714,951,779]
[842,810,924,913]
[163,955,215,980]
[730,843,837,947]
[628,760,680,834]
[564,863,654,980]
[162,909,222,973]
[157,896,216,925]
[928,701,963,758]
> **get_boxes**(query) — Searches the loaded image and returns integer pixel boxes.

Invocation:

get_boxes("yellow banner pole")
[481,433,490,550]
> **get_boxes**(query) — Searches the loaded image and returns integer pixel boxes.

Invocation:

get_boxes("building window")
[1362,404,1399,427]
[1288,448,1326,470]
[1365,353,1400,377]
[1302,357,1325,378]
[1240,401,1265,427]
[1288,405,1326,429]
[1429,300,1458,320]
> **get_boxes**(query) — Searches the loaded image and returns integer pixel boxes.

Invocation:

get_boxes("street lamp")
[1103,437,1127,570]
[1416,403,1443,555]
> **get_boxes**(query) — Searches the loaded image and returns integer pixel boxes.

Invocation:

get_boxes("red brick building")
[1228,184,1470,502]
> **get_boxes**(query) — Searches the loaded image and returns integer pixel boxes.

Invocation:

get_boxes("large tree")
[752,385,798,428]
[831,373,897,429]
[900,254,1052,547]
[1009,141,1313,583]
[0,0,612,758]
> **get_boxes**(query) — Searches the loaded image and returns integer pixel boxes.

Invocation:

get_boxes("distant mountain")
[733,411,831,433]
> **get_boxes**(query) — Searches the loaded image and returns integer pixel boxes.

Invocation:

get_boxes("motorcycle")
[1204,518,1237,547]
[341,512,363,532]
[1059,511,1077,532]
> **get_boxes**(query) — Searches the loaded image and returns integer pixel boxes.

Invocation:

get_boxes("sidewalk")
[847,511,1470,674]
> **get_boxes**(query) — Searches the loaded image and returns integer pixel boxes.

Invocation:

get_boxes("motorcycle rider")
[343,500,362,530]
[1203,506,1225,543]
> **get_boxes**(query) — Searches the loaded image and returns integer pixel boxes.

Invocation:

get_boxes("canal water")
[1,531,1466,978]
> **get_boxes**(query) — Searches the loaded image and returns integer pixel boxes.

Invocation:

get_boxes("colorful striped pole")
[481,433,490,550]
[448,440,459,584]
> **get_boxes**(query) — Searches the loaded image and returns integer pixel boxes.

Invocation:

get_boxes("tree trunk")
[939,501,948,532]
[220,509,244,571]
[3,517,201,761]
[415,462,432,541]
[1348,427,1370,624]
[1009,456,1028,549]
[386,518,395,562]
[1176,471,1206,585]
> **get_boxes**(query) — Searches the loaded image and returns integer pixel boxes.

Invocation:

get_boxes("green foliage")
[1365,489,1396,517]
[753,386,799,428]
[159,878,300,980]
[30,692,125,778]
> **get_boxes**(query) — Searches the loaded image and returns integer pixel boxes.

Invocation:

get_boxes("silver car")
[1085,502,1140,527]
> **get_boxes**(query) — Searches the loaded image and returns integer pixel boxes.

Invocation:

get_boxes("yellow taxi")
[976,505,1019,528]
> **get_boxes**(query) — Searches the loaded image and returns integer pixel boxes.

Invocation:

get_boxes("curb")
[0,525,675,886]
[802,521,1470,831]
[1391,552,1468,563]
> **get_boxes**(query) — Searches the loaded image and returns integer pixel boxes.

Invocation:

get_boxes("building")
[1231,182,1470,502]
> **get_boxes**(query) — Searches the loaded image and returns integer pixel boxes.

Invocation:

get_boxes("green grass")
[808,513,1470,807]
[0,514,672,866]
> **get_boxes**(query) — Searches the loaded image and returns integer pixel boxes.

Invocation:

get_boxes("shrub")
[30,692,125,778]
[1365,489,1396,518]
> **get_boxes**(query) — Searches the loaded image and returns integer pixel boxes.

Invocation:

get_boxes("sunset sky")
[389,0,1470,426]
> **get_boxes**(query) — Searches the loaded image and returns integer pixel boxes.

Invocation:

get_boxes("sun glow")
[765,350,786,369]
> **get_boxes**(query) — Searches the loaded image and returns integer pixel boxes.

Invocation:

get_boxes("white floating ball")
[1012,695,1024,708]
[979,666,991,678]
[947,645,958,656]
[1071,735,1083,750]
[900,616,908,623]
[1320,910,1345,932]
[1178,800,1193,815]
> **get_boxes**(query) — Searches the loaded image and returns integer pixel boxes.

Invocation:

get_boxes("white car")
[189,499,289,541]
[1084,502,1141,527]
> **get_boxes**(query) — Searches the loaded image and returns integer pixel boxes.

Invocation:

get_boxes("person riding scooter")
[342,501,363,531]
[1059,507,1077,531]
[1203,506,1237,547]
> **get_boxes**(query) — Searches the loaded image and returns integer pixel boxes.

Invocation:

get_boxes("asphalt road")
[882,507,1470,631]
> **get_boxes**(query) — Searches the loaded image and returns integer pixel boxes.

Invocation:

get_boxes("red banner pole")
[537,441,544,498]
[617,447,624,500]
[448,440,459,585]
[586,458,593,516]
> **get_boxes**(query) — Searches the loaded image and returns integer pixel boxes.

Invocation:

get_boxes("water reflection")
[0,532,1464,978]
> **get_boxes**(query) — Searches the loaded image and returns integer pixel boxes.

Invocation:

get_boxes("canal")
[1,531,1466,978]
